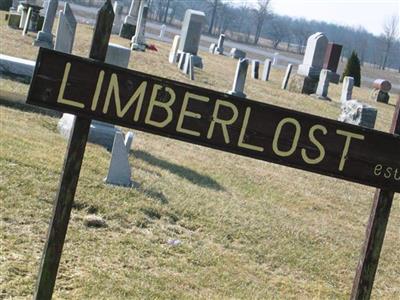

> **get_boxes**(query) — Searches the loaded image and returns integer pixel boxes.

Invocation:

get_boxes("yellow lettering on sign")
[374,164,383,176]
[145,84,176,128]
[336,130,365,171]
[301,124,327,164]
[91,70,105,111]
[57,62,85,108]
[176,92,209,137]
[272,118,301,157]
[102,74,147,121]
[207,100,238,143]
[237,107,264,152]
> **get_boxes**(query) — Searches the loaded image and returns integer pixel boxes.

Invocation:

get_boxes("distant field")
[1,12,399,299]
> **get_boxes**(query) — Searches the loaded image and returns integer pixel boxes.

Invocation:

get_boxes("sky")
[230,0,400,36]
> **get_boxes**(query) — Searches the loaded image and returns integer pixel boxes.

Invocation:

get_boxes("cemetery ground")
[1,12,400,299]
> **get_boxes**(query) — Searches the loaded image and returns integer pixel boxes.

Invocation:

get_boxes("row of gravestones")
[11,0,136,186]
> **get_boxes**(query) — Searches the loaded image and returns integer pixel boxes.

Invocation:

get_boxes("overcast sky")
[231,0,400,36]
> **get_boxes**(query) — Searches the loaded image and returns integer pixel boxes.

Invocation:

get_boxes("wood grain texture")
[350,97,400,300]
[33,1,114,299]
[28,48,400,192]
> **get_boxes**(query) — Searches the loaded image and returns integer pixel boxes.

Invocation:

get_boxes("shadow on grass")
[131,181,169,204]
[131,149,224,191]
[0,91,61,118]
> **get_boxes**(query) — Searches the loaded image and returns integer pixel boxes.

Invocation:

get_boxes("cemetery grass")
[1,15,400,299]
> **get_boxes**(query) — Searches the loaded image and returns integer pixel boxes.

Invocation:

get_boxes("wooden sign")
[28,48,399,192]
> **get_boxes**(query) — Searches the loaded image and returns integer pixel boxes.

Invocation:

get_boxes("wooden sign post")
[33,1,114,299]
[26,6,398,298]
[350,97,400,300]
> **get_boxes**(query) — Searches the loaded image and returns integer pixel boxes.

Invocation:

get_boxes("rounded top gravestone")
[297,32,329,79]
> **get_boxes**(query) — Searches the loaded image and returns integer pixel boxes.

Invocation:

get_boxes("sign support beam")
[350,97,400,300]
[33,1,114,299]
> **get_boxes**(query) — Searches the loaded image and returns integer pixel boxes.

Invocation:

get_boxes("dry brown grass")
[1,11,399,300]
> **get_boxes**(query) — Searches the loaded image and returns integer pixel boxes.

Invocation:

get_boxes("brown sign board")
[27,48,400,192]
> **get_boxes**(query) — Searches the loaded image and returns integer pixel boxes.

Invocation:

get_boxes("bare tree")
[252,0,272,45]
[381,15,399,69]
[208,0,220,35]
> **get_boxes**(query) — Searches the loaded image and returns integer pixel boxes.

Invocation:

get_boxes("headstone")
[297,32,329,79]
[189,55,194,80]
[373,91,390,104]
[104,132,132,187]
[341,76,354,102]
[251,60,260,79]
[371,79,391,103]
[288,74,318,95]
[178,9,205,68]
[41,0,49,16]
[209,43,216,54]
[120,0,140,39]
[112,1,123,34]
[178,9,205,55]
[323,43,342,83]
[11,0,19,10]
[131,0,148,51]
[338,100,377,129]
[168,35,180,64]
[0,54,35,83]
[313,69,331,100]
[272,52,279,65]
[106,43,131,68]
[29,8,40,32]
[125,131,134,151]
[228,58,249,98]
[182,53,191,75]
[159,24,166,38]
[281,64,293,90]
[230,48,246,59]
[54,3,77,54]
[178,52,188,70]
[22,7,32,36]
[19,4,27,29]
[215,34,225,54]
[261,58,272,81]
[7,12,21,28]
[34,0,58,48]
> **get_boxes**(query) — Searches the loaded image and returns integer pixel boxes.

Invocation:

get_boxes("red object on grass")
[146,44,158,51]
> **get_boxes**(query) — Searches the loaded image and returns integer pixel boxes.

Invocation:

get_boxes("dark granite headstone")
[323,43,342,72]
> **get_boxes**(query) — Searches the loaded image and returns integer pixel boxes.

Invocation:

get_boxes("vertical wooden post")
[350,96,400,300]
[33,2,114,299]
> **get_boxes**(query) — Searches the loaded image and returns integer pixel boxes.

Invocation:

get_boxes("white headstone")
[178,9,206,55]
[168,35,180,64]
[315,69,331,98]
[297,32,329,78]
[131,0,148,51]
[261,58,272,81]
[228,58,249,98]
[112,1,124,34]
[159,24,167,38]
[106,43,131,68]
[341,76,354,102]
[22,7,32,36]
[34,0,59,48]
[209,43,216,54]
[54,3,77,54]
[215,34,225,54]
[338,100,377,129]
[281,64,293,90]
[105,132,132,187]
[272,52,279,65]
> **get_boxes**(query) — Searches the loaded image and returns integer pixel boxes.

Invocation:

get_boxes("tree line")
[145,0,399,70]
